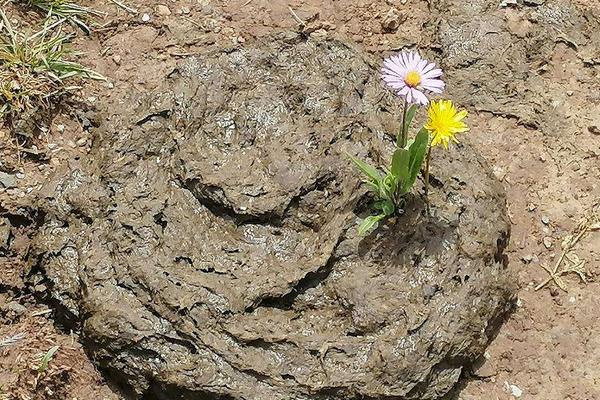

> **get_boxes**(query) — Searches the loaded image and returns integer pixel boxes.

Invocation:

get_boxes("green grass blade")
[38,345,59,373]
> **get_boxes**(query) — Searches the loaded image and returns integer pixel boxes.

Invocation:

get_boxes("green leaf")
[391,148,410,184]
[381,200,395,216]
[365,181,380,194]
[402,128,429,194]
[403,104,418,134]
[374,199,395,216]
[38,345,59,374]
[382,173,397,197]
[358,214,385,236]
[347,153,382,184]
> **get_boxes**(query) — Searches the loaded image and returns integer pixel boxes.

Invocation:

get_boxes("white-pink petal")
[421,62,436,75]
[398,86,410,96]
[416,59,428,72]
[411,52,421,69]
[383,58,402,71]
[422,68,443,79]
[400,52,409,68]
[423,86,444,94]
[421,78,445,88]
[413,89,429,105]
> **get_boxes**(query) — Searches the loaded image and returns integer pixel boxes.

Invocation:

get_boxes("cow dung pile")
[32,33,515,400]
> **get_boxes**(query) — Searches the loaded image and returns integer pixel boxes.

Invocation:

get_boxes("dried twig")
[0,333,26,347]
[536,204,599,291]
[288,6,305,26]
[108,0,138,14]
[31,309,52,316]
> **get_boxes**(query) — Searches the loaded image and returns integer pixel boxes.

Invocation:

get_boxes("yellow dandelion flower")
[425,100,469,149]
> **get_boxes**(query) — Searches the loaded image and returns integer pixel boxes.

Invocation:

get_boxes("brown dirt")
[0,293,119,400]
[0,0,599,399]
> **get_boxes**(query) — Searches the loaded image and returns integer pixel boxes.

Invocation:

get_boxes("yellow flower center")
[404,70,421,88]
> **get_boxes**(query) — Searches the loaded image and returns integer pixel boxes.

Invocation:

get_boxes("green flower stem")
[424,145,432,198]
[398,99,408,148]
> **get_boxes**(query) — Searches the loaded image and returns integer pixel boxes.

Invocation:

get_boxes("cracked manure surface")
[31,34,515,400]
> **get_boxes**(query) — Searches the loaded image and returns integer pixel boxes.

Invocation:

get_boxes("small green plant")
[348,122,429,235]
[37,345,59,373]
[19,0,102,33]
[350,50,469,235]
[0,8,104,126]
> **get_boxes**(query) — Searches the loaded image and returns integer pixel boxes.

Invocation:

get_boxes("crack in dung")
[179,171,336,228]
[180,179,279,225]
[249,233,346,312]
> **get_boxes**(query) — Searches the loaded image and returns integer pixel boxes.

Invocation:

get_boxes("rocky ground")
[1,0,599,399]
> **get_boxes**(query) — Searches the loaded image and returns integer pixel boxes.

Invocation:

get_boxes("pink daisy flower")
[381,51,445,105]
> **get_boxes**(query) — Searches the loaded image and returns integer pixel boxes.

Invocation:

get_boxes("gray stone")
[0,219,9,250]
[0,172,16,188]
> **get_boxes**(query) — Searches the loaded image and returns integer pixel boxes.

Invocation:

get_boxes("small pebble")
[381,8,405,32]
[568,296,576,304]
[5,301,27,317]
[493,166,506,180]
[156,5,171,16]
[422,284,437,298]
[0,175,16,188]
[56,124,65,133]
[510,384,523,398]
[142,13,151,22]
[180,6,190,14]
[310,29,328,40]
[543,236,553,249]
[541,215,550,225]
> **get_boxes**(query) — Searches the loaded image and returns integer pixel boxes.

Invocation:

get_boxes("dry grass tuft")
[0,8,103,130]
[18,0,103,33]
